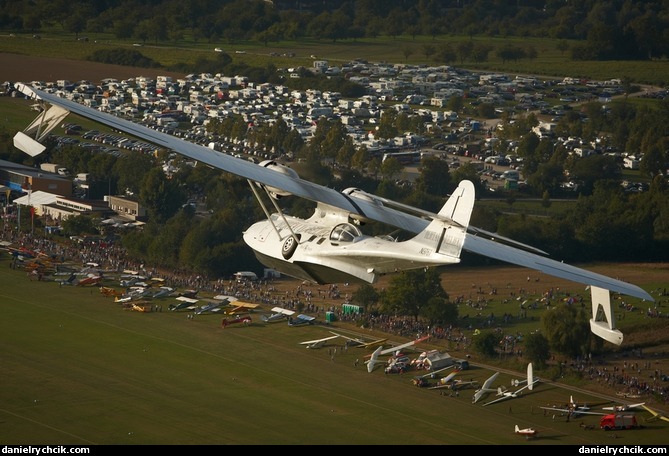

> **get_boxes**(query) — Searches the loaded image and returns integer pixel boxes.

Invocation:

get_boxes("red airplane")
[221,316,252,328]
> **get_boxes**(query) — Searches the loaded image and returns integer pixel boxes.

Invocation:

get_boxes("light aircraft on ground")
[299,334,340,349]
[483,363,539,406]
[540,395,606,417]
[13,83,656,346]
[100,286,121,297]
[168,296,199,311]
[221,315,252,327]
[364,335,430,373]
[328,331,387,349]
[602,401,646,412]
[194,297,232,315]
[223,300,260,314]
[514,425,537,440]
[260,306,295,323]
[76,274,102,286]
[642,405,669,423]
[288,314,316,326]
[472,372,500,404]
[152,286,174,299]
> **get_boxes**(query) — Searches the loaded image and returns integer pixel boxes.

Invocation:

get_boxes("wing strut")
[247,179,299,244]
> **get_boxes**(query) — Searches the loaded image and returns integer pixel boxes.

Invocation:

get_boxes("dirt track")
[1,52,186,84]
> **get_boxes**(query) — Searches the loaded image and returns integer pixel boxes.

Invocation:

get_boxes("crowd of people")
[3,223,667,405]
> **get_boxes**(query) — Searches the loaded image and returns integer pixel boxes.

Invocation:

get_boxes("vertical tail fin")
[411,180,475,261]
[365,346,383,373]
[589,286,623,345]
[527,363,534,390]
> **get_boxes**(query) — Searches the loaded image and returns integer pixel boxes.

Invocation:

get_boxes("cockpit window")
[330,223,362,243]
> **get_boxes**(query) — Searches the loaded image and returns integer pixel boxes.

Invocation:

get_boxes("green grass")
[1,256,668,445]
[2,32,667,86]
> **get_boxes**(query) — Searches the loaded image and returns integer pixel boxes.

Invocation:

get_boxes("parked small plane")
[288,314,316,326]
[540,395,606,417]
[328,331,388,349]
[260,306,295,323]
[221,316,252,327]
[472,372,501,404]
[76,274,102,286]
[152,286,174,299]
[514,425,537,440]
[483,363,539,407]
[131,303,149,312]
[225,301,260,314]
[13,83,655,347]
[603,402,646,412]
[642,405,669,423]
[194,297,233,315]
[300,334,340,349]
[168,296,199,311]
[100,286,121,297]
[364,335,430,372]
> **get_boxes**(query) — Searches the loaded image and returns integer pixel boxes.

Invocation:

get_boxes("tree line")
[2,0,669,61]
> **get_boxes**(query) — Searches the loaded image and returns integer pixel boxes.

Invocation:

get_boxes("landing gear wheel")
[281,235,299,259]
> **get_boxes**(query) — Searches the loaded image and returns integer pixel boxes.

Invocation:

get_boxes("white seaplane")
[12,83,655,345]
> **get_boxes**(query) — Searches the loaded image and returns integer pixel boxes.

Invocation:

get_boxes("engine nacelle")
[342,187,381,205]
[258,160,299,199]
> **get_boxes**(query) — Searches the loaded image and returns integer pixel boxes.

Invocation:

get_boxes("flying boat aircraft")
[12,83,655,345]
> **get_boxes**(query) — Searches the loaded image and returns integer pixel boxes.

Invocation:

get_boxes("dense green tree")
[379,268,448,321]
[351,283,380,312]
[523,332,551,369]
[139,167,187,224]
[415,155,451,197]
[472,330,498,358]
[541,302,592,358]
[112,152,155,197]
[420,296,458,327]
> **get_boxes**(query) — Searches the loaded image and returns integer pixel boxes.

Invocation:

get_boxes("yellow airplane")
[642,405,669,423]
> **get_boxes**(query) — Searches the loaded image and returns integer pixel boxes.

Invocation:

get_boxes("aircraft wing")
[642,405,669,422]
[462,234,652,301]
[328,331,387,348]
[603,402,646,411]
[299,335,339,348]
[378,335,430,356]
[483,393,514,407]
[472,371,499,403]
[270,307,295,316]
[13,85,654,308]
[14,85,427,233]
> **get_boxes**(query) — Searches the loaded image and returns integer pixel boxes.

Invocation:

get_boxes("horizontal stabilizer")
[13,131,45,157]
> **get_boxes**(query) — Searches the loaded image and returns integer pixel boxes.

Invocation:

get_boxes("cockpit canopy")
[329,223,362,243]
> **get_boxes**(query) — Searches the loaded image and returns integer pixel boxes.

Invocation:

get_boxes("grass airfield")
[1,259,668,446]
